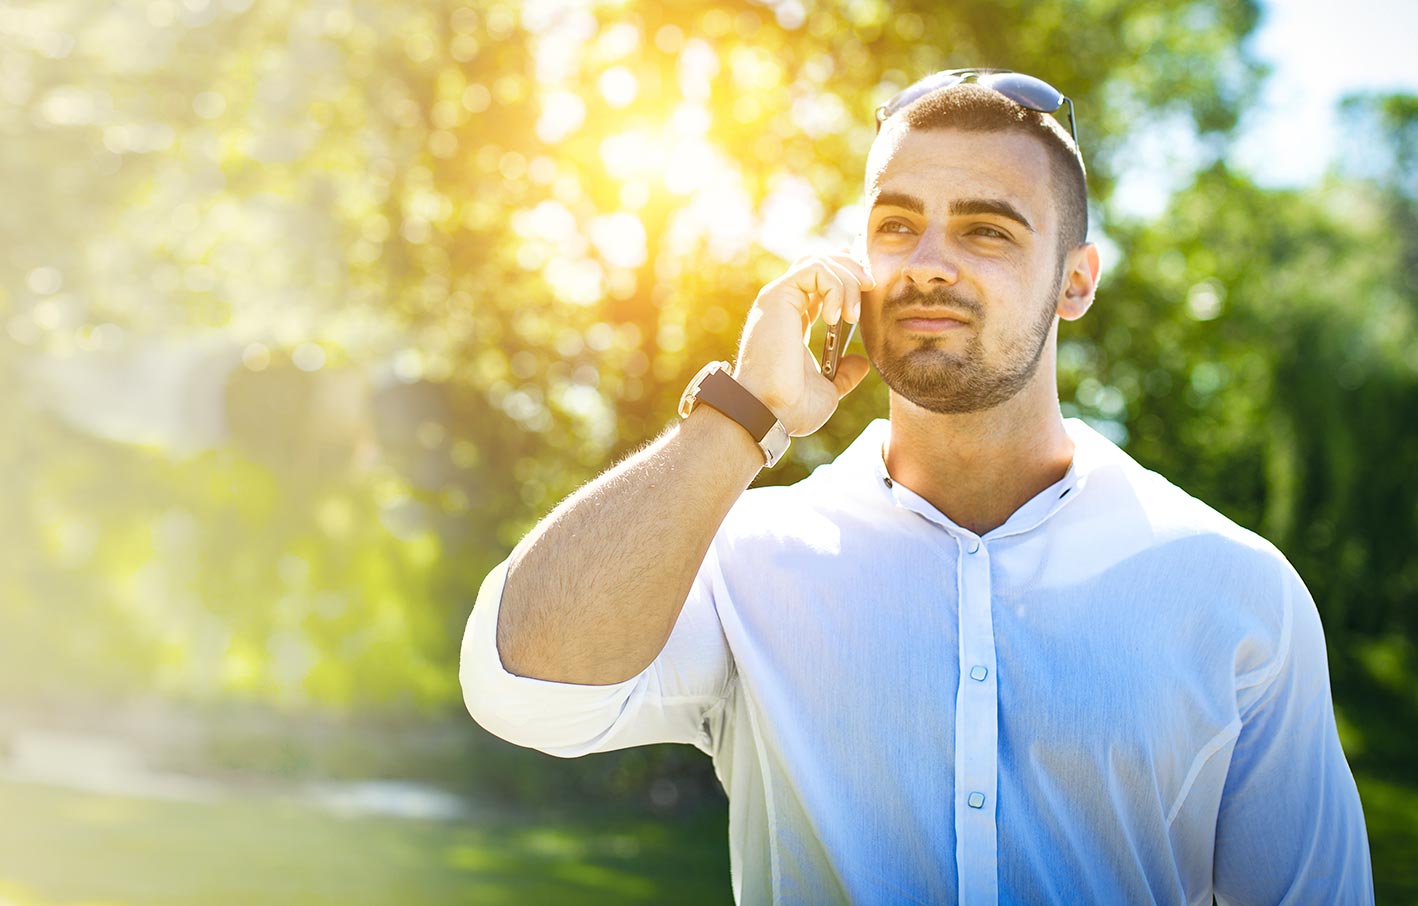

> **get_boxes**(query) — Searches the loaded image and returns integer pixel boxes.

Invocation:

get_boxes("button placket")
[953,534,1000,906]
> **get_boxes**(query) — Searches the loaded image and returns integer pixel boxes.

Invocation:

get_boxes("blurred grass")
[0,762,1411,903]
[0,661,1411,905]
[1354,772,1418,905]
[0,780,731,906]
[1335,644,1418,906]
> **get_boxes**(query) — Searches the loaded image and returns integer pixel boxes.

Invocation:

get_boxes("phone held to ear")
[820,318,857,381]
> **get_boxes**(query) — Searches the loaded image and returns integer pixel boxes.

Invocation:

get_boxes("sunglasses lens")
[876,69,1077,153]
[978,72,1064,113]
[882,71,962,121]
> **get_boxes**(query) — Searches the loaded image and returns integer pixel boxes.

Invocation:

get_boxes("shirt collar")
[825,415,1131,540]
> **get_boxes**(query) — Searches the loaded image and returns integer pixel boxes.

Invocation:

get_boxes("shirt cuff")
[458,557,645,756]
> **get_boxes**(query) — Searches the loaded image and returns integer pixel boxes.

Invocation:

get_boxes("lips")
[893,308,971,333]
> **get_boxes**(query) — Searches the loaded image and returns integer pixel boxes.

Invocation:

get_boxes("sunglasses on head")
[874,68,1079,153]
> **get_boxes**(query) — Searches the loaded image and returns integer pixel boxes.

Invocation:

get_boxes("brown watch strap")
[694,369,778,442]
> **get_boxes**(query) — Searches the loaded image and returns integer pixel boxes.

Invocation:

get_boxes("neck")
[883,372,1074,536]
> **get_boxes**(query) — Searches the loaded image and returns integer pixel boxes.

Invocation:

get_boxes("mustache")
[882,285,983,320]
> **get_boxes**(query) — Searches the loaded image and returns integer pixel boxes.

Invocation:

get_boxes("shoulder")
[1109,453,1293,580]
[1082,438,1310,656]
[1068,418,1293,584]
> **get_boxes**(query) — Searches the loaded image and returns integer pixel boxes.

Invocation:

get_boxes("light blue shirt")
[461,417,1373,904]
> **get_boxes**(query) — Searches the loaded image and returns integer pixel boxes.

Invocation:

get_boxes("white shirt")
[461,417,1373,905]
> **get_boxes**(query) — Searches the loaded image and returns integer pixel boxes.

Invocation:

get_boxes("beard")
[866,281,1059,415]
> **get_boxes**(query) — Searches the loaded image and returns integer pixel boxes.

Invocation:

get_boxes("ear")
[1056,242,1101,321]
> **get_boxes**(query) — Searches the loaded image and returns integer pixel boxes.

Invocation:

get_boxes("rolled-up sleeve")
[1213,567,1374,904]
[459,545,735,759]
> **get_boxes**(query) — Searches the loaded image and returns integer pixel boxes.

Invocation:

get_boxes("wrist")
[679,361,790,467]
[728,365,786,423]
[681,402,770,472]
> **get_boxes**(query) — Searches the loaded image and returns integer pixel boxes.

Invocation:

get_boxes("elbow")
[457,560,529,742]
[458,599,535,745]
[457,559,644,756]
[457,586,636,757]
[460,649,637,758]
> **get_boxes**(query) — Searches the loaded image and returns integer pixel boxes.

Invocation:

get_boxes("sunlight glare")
[536,90,587,144]
[589,212,647,269]
[758,175,824,262]
[598,66,638,108]
[598,130,665,182]
[544,256,604,306]
[677,39,719,101]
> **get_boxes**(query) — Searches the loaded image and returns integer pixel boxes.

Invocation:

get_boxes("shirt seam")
[656,694,724,705]
[701,541,739,738]
[708,539,777,902]
[738,681,781,904]
[1164,718,1242,829]
[1233,572,1297,699]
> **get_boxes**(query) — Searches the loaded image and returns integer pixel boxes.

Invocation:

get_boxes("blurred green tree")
[21,0,1409,713]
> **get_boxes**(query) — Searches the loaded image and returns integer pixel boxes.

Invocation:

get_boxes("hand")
[731,252,874,438]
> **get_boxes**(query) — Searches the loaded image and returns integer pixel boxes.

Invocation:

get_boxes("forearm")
[495,404,764,685]
[492,251,872,687]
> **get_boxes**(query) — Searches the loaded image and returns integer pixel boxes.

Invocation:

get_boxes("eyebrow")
[870,191,1036,234]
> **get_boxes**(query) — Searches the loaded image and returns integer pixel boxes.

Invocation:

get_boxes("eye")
[969,224,1011,240]
[876,219,914,235]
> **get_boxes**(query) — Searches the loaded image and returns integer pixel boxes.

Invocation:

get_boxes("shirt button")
[969,665,988,682]
[967,539,981,554]
[968,792,986,809]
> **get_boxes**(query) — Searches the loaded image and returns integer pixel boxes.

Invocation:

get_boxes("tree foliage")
[5,0,1413,712]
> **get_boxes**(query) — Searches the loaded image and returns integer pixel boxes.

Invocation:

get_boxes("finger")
[827,252,875,290]
[829,354,871,399]
[818,257,862,326]
[801,295,833,347]
[803,291,824,328]
[787,259,847,326]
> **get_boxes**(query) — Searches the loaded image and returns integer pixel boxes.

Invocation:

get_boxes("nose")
[900,224,959,287]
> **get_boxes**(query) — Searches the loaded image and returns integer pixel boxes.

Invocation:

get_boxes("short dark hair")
[887,83,1088,260]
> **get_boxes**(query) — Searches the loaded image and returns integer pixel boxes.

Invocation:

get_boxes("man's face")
[860,125,1069,414]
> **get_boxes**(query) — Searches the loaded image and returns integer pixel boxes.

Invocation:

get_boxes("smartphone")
[821,239,870,381]
[820,318,857,380]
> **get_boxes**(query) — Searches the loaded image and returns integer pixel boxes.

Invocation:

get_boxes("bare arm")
[494,252,875,686]
[496,406,763,685]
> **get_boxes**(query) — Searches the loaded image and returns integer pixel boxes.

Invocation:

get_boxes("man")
[461,70,1374,905]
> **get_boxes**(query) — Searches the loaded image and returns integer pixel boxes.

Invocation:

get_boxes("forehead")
[865,126,1056,230]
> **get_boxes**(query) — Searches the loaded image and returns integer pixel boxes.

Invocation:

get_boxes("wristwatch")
[678,361,791,467]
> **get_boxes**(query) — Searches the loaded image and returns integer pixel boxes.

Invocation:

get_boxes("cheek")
[858,286,887,348]
[864,244,906,280]
[966,250,1026,283]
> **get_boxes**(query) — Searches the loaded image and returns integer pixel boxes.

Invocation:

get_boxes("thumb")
[831,354,871,398]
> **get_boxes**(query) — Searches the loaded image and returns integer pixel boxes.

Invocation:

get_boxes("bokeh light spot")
[27,266,62,295]
[293,343,327,372]
[461,84,491,113]
[192,91,226,119]
[590,212,647,269]
[654,24,684,54]
[242,343,271,371]
[536,91,587,144]
[598,66,638,108]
